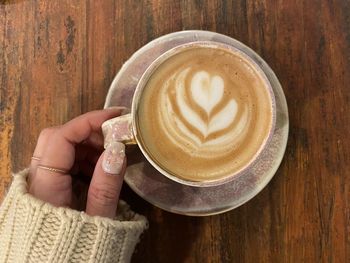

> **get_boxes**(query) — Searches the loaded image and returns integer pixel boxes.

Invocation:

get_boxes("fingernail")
[102,142,125,174]
[107,106,130,115]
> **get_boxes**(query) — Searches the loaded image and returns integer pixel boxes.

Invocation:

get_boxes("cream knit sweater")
[0,169,148,262]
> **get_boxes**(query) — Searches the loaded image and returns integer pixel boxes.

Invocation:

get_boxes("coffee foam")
[137,46,273,182]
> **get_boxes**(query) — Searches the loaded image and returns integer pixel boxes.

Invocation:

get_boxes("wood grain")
[0,0,349,262]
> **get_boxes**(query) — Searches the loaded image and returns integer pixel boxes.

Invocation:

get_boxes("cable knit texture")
[0,169,148,263]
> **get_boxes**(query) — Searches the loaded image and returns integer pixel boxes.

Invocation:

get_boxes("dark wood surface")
[1,0,349,262]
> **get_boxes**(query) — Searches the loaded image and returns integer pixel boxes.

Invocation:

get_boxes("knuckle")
[39,127,57,140]
[89,183,118,207]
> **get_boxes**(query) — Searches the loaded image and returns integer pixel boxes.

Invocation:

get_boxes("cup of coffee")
[102,41,276,187]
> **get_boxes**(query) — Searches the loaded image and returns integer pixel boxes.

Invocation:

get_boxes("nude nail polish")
[102,142,125,174]
[107,106,130,115]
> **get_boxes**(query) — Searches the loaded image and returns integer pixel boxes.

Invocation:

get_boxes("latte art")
[160,69,248,157]
[137,46,274,182]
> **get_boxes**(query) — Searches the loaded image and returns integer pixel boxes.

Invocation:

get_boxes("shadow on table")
[121,185,203,263]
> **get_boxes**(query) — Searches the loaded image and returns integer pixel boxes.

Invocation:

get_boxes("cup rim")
[131,40,276,187]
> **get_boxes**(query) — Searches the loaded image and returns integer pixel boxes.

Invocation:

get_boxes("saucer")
[104,30,289,216]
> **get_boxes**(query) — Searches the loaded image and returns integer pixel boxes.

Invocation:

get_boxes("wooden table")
[1,1,349,262]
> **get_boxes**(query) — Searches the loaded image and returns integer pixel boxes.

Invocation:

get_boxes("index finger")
[39,108,124,171]
[60,108,126,145]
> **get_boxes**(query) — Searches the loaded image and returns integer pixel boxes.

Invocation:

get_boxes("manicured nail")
[120,107,130,115]
[107,106,130,115]
[102,142,125,174]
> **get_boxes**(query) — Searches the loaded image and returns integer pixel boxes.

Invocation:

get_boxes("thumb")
[86,142,126,218]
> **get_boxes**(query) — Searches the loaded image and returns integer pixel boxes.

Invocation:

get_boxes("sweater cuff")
[0,169,148,263]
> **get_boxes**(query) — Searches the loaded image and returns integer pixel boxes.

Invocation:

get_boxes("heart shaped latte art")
[191,71,225,115]
[161,68,245,146]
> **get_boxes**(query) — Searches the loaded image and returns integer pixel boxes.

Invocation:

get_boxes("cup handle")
[102,113,136,148]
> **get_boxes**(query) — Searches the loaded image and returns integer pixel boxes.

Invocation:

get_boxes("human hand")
[28,108,127,218]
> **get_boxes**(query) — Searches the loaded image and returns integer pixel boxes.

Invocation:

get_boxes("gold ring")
[31,156,41,161]
[37,165,69,174]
